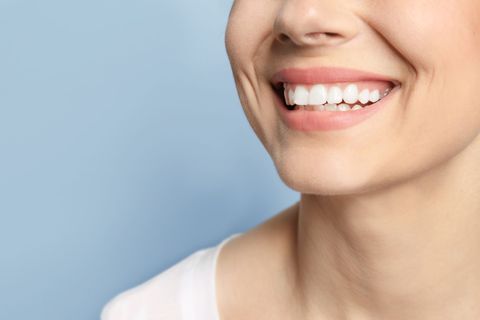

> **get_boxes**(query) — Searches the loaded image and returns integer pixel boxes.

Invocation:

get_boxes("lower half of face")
[226,0,480,196]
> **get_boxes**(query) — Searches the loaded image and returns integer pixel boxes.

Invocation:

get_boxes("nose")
[273,0,359,48]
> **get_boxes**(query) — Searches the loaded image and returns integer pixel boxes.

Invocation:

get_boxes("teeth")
[288,89,295,106]
[293,103,365,112]
[383,87,392,97]
[337,104,351,112]
[327,86,343,104]
[308,84,328,105]
[283,82,394,107]
[325,104,338,111]
[369,89,380,103]
[358,89,370,104]
[343,84,359,104]
[293,86,309,105]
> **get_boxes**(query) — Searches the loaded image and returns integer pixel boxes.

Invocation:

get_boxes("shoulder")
[215,205,298,319]
[100,248,211,320]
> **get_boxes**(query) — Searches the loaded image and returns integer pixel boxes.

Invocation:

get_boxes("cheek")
[374,0,480,166]
[225,0,277,66]
[368,0,480,76]
[225,1,281,150]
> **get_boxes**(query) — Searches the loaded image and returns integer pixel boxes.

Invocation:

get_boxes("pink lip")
[271,67,399,86]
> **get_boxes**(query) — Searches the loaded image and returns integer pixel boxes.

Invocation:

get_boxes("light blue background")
[0,1,298,319]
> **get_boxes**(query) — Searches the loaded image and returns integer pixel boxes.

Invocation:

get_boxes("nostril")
[278,33,290,43]
[305,32,338,40]
[304,31,346,46]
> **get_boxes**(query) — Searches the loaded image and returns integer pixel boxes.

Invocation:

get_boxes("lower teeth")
[291,103,367,112]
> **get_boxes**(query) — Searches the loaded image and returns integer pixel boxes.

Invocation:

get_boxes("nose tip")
[273,1,358,48]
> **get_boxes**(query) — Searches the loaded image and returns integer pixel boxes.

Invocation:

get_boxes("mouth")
[269,67,402,131]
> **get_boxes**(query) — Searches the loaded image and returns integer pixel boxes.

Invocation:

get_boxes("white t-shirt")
[100,233,242,320]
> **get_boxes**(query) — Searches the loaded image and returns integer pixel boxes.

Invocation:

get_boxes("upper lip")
[271,67,401,88]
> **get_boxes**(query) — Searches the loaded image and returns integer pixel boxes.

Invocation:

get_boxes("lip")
[271,66,400,87]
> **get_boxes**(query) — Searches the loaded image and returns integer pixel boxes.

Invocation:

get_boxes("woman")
[102,0,480,319]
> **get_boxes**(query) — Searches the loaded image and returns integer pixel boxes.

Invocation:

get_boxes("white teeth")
[343,84,359,104]
[293,86,309,105]
[288,89,295,106]
[327,86,343,104]
[325,104,338,111]
[358,89,370,104]
[309,84,328,105]
[283,83,393,107]
[369,89,380,103]
[337,104,351,112]
[284,89,289,106]
[294,103,365,112]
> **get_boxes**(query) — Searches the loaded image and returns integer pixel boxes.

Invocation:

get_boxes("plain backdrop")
[0,0,298,319]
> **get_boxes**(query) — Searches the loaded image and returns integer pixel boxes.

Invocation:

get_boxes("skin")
[217,0,480,319]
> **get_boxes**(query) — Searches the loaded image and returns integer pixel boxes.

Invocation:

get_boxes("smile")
[271,67,401,131]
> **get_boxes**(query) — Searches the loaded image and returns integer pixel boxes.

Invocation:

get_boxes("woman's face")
[225,0,480,195]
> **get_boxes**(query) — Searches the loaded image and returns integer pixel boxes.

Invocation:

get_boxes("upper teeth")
[283,83,392,106]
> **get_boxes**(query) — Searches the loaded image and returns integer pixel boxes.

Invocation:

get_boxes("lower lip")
[275,86,400,132]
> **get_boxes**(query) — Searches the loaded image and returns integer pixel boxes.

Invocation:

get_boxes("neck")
[292,140,480,319]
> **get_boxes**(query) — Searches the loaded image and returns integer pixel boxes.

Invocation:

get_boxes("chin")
[273,154,378,196]
[278,171,375,196]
